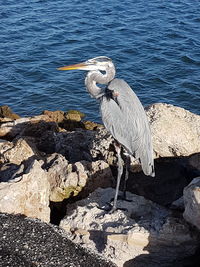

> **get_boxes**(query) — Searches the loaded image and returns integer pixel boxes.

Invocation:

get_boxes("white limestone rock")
[183,177,200,230]
[146,103,200,157]
[0,138,38,165]
[60,188,199,267]
[0,159,50,222]
[44,153,113,202]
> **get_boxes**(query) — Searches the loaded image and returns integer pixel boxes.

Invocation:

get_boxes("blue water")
[1,0,200,122]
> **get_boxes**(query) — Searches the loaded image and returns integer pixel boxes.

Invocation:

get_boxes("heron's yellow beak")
[57,62,88,71]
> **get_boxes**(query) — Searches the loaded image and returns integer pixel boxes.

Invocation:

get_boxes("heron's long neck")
[85,67,115,99]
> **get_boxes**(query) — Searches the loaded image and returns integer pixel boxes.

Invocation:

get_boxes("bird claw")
[97,201,128,214]
[97,202,113,212]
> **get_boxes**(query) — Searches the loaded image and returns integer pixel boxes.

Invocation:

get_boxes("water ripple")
[0,0,200,122]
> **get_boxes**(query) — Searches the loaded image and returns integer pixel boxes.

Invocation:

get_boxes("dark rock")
[0,105,20,120]
[0,213,115,267]
[126,155,200,206]
[61,119,85,131]
[21,120,58,138]
[83,120,103,130]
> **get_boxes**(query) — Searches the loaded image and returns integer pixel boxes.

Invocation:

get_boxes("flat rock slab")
[0,213,115,267]
[60,188,199,267]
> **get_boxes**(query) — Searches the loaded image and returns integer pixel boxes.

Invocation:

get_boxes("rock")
[26,127,116,164]
[83,120,103,130]
[0,117,30,139]
[146,103,200,157]
[126,156,194,206]
[90,127,117,165]
[78,160,114,198]
[0,117,12,123]
[183,177,200,230]
[20,119,58,138]
[170,196,184,211]
[43,153,113,202]
[49,129,101,162]
[52,104,200,166]
[0,163,23,182]
[0,137,38,165]
[0,159,50,222]
[0,115,56,140]
[60,188,199,267]
[61,119,85,131]
[42,110,65,123]
[0,105,20,120]
[187,152,200,174]
[0,122,99,160]
[43,153,76,202]
[56,110,85,131]
[65,110,85,121]
[0,213,115,267]
[42,130,94,162]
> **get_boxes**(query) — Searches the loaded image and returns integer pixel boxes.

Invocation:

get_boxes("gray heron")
[58,56,155,212]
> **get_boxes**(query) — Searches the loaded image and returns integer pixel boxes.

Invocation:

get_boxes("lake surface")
[1,0,200,122]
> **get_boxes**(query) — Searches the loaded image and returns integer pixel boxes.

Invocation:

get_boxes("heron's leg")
[111,144,123,212]
[123,156,131,199]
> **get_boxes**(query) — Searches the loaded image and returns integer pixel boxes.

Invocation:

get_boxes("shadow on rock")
[123,226,200,267]
[59,187,200,267]
[125,153,200,206]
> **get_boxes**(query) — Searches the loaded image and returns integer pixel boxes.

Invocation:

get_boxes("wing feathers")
[100,78,154,176]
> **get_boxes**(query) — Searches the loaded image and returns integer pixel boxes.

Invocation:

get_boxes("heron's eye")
[100,70,106,75]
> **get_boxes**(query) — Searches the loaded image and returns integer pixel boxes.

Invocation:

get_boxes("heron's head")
[58,56,114,72]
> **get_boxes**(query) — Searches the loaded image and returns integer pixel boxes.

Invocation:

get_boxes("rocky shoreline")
[0,103,200,266]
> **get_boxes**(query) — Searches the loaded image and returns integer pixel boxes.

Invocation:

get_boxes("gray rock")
[183,177,200,230]
[0,213,115,267]
[170,196,184,211]
[125,155,198,206]
[52,128,116,164]
[60,188,199,267]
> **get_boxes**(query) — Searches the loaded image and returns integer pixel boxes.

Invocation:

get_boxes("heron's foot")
[96,203,114,219]
[97,202,113,212]
[97,201,128,214]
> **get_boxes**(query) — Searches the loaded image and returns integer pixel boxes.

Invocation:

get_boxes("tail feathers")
[142,161,155,177]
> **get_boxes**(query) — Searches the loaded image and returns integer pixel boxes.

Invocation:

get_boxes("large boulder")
[40,128,116,164]
[0,159,50,222]
[43,153,113,202]
[146,103,200,157]
[60,188,199,267]
[183,177,200,230]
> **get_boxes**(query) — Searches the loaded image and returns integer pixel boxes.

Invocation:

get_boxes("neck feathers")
[85,65,115,99]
